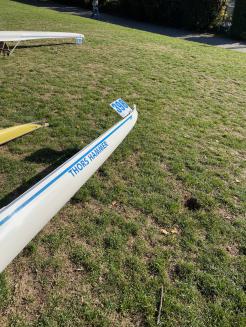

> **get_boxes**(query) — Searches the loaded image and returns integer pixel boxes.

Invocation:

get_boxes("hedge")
[103,0,226,30]
[231,0,246,39]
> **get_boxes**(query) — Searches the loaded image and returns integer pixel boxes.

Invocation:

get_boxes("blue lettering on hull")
[68,141,108,177]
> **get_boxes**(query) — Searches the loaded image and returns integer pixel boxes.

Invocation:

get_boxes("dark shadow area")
[0,147,79,208]
[12,0,92,17]
[184,197,201,211]
[25,147,79,164]
[183,35,246,50]
[12,0,246,52]
[16,41,75,50]
[5,42,76,54]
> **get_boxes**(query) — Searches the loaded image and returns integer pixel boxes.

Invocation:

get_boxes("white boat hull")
[0,31,84,42]
[0,108,138,272]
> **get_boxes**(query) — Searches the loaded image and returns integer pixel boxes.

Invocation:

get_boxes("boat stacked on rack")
[0,31,84,55]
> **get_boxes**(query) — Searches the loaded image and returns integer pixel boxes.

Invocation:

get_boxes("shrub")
[103,0,226,30]
[53,0,227,31]
[231,0,246,39]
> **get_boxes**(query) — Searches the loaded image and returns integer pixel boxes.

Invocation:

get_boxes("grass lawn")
[0,0,245,326]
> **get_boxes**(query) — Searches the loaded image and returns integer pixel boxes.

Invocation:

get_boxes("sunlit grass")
[0,0,245,326]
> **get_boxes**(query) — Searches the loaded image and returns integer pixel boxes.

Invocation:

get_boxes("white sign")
[110,98,132,118]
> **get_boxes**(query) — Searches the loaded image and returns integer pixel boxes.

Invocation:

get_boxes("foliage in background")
[231,0,246,39]
[54,0,228,31]
[103,0,227,30]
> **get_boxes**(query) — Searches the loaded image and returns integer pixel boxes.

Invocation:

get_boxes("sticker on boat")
[110,98,133,118]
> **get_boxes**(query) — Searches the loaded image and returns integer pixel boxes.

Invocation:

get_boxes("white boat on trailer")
[0,31,84,55]
[0,99,138,273]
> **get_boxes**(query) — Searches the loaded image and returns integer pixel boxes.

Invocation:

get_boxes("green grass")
[0,0,246,326]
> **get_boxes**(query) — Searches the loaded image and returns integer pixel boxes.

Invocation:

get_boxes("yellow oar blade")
[0,122,49,145]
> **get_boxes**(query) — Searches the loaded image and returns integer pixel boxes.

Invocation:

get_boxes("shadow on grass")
[17,42,75,49]
[0,147,79,208]
[4,42,76,55]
